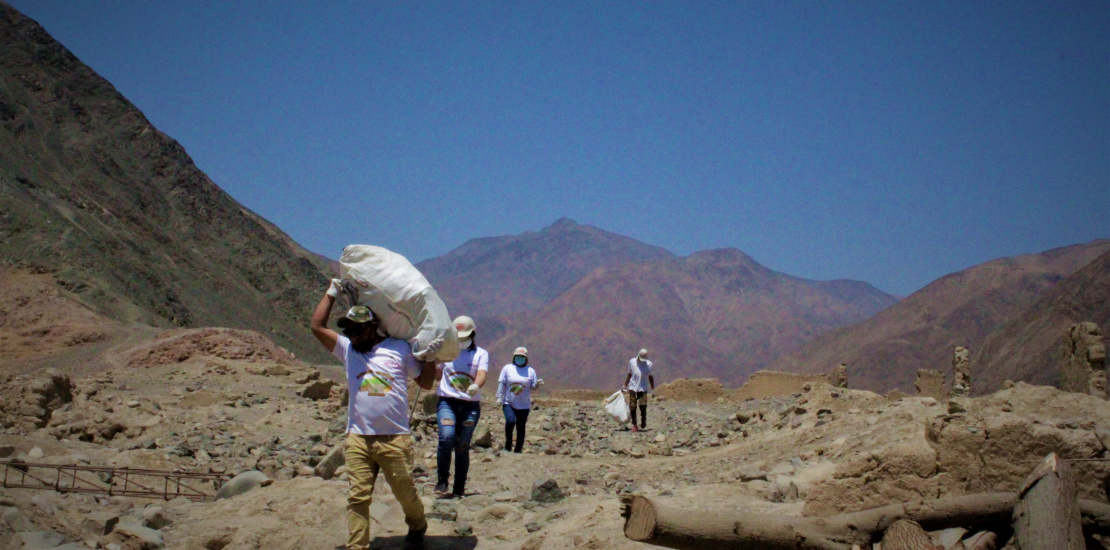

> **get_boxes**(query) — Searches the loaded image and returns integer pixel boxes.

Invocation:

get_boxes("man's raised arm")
[310,280,342,352]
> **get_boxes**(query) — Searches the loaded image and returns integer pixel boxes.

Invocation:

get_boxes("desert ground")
[1,327,1108,550]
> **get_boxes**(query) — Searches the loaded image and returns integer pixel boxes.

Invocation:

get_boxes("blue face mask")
[513,355,526,367]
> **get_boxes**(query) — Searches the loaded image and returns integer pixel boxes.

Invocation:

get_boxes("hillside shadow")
[369,535,478,549]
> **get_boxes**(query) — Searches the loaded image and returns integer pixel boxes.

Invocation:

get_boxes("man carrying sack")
[311,279,438,550]
[624,348,655,432]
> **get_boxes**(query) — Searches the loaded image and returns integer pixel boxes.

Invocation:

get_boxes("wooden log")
[1011,453,1084,550]
[881,519,936,550]
[621,493,1110,550]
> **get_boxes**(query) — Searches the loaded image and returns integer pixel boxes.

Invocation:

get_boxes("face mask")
[459,338,472,349]
[513,356,526,367]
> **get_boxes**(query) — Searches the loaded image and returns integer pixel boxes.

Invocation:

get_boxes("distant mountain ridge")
[769,240,1110,394]
[0,3,334,362]
[417,218,899,388]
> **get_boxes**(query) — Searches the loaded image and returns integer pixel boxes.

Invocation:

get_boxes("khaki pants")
[344,433,426,550]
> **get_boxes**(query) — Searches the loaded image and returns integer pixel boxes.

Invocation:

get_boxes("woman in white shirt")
[495,346,542,453]
[434,316,488,497]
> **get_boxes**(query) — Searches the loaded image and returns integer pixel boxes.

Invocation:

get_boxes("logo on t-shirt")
[508,382,525,395]
[448,372,474,392]
[357,370,394,396]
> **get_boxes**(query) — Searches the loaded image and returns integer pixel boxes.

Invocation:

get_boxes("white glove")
[536,378,544,386]
[413,337,443,361]
[326,278,343,298]
[466,384,480,396]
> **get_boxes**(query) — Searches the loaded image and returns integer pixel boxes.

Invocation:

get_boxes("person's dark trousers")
[502,404,530,453]
[629,391,647,428]
[436,397,481,496]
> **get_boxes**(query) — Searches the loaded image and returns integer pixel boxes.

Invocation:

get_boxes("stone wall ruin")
[950,346,970,397]
[914,369,947,401]
[1061,322,1107,399]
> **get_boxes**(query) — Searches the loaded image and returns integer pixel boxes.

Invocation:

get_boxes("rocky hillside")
[769,240,1110,394]
[485,247,898,388]
[0,4,334,363]
[975,248,1110,392]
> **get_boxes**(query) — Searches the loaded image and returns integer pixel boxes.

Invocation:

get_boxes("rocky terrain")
[1,328,1108,549]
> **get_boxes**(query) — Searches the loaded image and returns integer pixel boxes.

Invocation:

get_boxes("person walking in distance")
[310,280,437,550]
[496,347,542,453]
[625,348,655,432]
[433,315,488,498]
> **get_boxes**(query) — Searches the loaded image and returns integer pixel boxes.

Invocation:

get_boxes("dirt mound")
[731,370,829,401]
[127,328,297,368]
[655,378,726,402]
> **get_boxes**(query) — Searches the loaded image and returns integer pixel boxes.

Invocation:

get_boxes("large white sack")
[338,245,459,363]
[603,391,630,424]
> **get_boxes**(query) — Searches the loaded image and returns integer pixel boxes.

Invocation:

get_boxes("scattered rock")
[140,506,171,530]
[530,478,564,503]
[106,521,164,549]
[314,444,346,480]
[214,471,271,500]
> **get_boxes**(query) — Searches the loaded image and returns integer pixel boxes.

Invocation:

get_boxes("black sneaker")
[433,482,448,495]
[403,526,426,550]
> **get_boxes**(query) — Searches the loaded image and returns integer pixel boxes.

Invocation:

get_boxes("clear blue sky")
[10,1,1108,296]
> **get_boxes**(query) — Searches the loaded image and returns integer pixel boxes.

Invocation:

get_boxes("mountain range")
[417,224,897,387]
[769,241,1110,393]
[2,2,1106,396]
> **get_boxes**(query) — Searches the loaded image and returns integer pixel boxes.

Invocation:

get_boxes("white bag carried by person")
[603,390,630,424]
[338,244,459,363]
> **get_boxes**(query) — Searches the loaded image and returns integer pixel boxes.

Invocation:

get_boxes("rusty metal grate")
[1,460,229,501]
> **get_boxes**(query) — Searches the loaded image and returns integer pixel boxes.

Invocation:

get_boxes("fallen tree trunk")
[620,493,1110,550]
[1012,453,1084,550]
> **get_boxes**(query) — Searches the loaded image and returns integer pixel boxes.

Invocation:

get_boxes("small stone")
[1002,380,1015,389]
[526,521,542,532]
[947,400,968,414]
[140,506,172,530]
[455,521,473,536]
[530,479,565,503]
[109,522,164,549]
[865,415,879,426]
[28,446,45,459]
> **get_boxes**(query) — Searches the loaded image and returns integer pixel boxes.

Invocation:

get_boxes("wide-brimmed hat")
[637,348,648,359]
[454,315,476,339]
[513,346,528,358]
[336,305,374,328]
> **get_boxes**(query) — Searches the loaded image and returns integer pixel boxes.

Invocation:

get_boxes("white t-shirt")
[333,335,423,435]
[627,358,653,392]
[496,364,537,410]
[436,346,489,401]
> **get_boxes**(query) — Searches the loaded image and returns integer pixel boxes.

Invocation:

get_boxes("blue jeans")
[436,397,481,495]
[502,404,530,453]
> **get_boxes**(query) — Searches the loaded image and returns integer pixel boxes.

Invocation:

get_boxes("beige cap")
[513,346,528,358]
[637,348,648,359]
[454,315,476,339]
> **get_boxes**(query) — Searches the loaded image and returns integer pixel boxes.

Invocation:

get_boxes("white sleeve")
[495,366,507,402]
[530,368,538,388]
[477,349,489,372]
